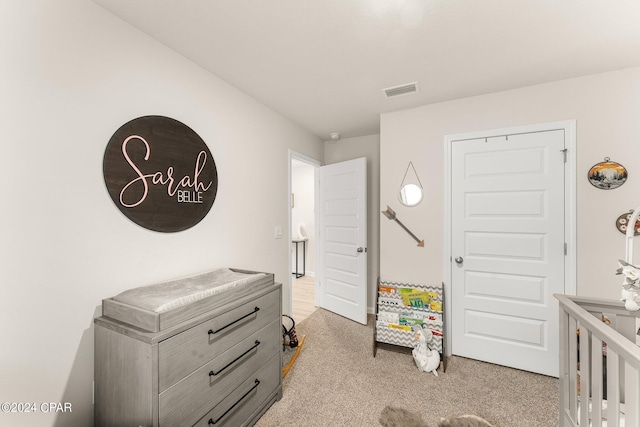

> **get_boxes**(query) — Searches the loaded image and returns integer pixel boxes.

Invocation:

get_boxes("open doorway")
[289,152,320,324]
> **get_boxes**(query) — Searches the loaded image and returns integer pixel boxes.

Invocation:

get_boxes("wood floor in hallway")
[290,274,317,324]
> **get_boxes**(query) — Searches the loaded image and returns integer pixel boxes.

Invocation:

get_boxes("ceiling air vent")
[382,82,419,98]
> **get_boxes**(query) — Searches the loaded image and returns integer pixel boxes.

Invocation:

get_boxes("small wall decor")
[588,157,627,190]
[381,205,424,247]
[103,115,218,232]
[616,210,640,236]
[398,161,424,207]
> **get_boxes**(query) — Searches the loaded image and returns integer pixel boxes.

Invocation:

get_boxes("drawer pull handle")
[208,379,260,425]
[209,340,261,377]
[208,307,260,335]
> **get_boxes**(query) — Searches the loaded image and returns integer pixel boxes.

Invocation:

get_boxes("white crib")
[557,293,640,426]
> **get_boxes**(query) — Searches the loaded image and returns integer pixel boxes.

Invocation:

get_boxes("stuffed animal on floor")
[412,324,440,376]
[437,415,495,427]
[378,406,428,427]
[617,259,640,311]
[378,406,494,427]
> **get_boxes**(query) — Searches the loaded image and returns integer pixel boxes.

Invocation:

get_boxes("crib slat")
[579,321,590,425]
[559,306,577,426]
[626,360,640,427]
[591,335,603,427]
[606,349,620,426]
[569,316,578,419]
[559,307,570,426]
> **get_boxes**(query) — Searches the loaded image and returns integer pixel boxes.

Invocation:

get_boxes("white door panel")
[451,129,565,377]
[465,190,546,217]
[319,158,367,325]
[464,271,546,303]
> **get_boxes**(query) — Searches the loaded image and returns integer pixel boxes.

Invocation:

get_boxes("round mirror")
[398,183,423,207]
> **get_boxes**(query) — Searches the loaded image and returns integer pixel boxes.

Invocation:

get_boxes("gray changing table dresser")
[94,269,282,426]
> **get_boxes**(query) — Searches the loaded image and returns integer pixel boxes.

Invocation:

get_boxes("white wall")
[325,134,381,311]
[0,1,323,426]
[291,160,316,274]
[380,66,640,300]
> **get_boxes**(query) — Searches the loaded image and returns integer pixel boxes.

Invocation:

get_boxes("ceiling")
[92,0,640,140]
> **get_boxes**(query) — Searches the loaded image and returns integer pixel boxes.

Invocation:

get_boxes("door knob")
[357,247,367,253]
[454,256,463,264]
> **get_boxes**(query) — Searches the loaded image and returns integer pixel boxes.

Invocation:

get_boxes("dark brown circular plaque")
[103,116,218,232]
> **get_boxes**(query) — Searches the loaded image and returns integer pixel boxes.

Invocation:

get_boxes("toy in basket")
[412,324,440,376]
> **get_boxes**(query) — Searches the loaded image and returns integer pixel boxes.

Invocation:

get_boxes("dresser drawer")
[192,354,281,427]
[159,288,280,391]
[158,319,280,426]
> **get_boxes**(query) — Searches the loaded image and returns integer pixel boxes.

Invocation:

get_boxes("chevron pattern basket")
[375,280,444,353]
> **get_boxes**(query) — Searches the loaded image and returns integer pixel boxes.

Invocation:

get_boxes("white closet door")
[451,130,566,377]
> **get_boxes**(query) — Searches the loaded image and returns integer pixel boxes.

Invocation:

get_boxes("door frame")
[442,120,577,357]
[288,150,322,316]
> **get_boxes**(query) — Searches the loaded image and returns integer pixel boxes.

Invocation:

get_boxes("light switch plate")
[274,226,283,239]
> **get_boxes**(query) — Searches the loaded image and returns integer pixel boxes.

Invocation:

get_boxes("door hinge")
[564,243,568,255]
[561,148,568,163]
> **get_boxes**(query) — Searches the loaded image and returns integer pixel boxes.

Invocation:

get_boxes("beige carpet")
[256,308,559,427]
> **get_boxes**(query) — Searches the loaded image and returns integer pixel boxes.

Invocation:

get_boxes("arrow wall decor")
[381,205,424,247]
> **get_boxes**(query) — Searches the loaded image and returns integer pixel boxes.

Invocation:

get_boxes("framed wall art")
[588,157,627,190]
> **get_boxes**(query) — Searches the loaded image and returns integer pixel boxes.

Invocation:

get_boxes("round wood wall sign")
[103,116,218,232]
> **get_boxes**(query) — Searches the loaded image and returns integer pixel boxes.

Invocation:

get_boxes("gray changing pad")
[113,268,266,313]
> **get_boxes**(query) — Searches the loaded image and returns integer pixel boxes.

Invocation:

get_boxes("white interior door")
[319,158,367,325]
[450,129,566,377]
